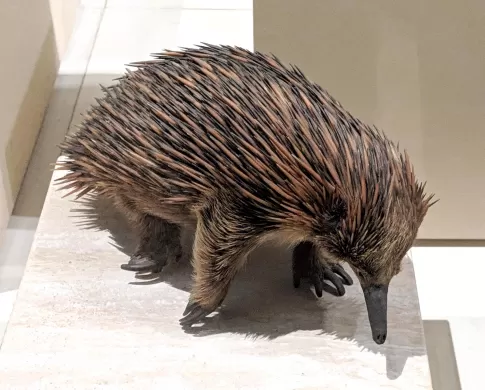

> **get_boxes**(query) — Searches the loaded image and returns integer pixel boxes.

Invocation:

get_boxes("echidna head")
[317,191,433,345]
[345,224,414,346]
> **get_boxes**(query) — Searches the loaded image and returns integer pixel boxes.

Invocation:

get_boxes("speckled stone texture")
[0,161,432,389]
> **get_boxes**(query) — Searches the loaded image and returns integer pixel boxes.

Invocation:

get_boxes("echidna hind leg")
[180,200,254,326]
[113,194,182,273]
[292,241,353,297]
[121,214,182,273]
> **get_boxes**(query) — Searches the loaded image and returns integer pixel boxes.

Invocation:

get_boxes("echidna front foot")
[179,269,232,325]
[180,199,253,327]
[292,241,353,297]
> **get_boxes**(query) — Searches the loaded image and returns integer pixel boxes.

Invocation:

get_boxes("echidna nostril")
[376,333,387,345]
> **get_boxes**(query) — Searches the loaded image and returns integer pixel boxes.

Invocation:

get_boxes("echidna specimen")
[56,43,436,345]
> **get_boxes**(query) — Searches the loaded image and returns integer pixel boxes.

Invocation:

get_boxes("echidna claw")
[332,263,353,286]
[320,266,346,297]
[183,301,198,316]
[120,254,164,273]
[292,241,353,298]
[180,301,213,326]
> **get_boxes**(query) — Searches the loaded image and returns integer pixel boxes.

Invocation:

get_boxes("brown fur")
[55,44,436,322]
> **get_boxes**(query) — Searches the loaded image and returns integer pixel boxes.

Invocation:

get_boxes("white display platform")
[0,165,432,389]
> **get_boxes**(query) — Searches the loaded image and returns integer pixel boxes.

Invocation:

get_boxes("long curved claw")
[183,301,199,316]
[120,254,164,273]
[180,301,214,326]
[321,266,346,297]
[291,242,354,298]
[331,263,353,286]
[311,271,324,297]
[293,259,348,297]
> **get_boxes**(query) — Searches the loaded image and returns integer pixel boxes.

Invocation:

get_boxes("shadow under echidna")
[69,195,427,380]
[56,44,437,346]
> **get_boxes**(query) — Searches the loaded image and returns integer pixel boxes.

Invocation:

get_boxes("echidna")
[56,43,436,345]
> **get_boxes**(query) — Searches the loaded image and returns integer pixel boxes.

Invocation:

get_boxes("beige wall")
[254,0,485,240]
[0,0,80,237]
[49,0,83,58]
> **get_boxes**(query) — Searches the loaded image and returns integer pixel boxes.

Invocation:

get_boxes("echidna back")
[57,44,429,234]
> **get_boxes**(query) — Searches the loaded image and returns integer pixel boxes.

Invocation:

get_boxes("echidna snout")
[322,204,422,346]
[362,284,388,345]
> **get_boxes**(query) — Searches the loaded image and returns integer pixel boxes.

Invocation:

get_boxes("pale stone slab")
[0,164,432,389]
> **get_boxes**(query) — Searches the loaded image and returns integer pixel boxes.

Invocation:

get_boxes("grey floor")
[0,1,478,388]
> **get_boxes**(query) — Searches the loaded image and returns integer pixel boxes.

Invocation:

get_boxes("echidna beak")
[362,284,389,345]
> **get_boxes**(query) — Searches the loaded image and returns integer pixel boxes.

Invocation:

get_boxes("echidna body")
[57,44,435,345]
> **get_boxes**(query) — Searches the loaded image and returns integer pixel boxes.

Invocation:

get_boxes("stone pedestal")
[0,165,431,388]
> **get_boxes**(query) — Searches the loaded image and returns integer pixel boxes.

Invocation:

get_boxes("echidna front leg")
[121,214,182,273]
[292,241,353,297]
[179,201,254,326]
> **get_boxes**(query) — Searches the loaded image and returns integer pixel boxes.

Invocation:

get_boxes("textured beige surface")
[0,163,431,389]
